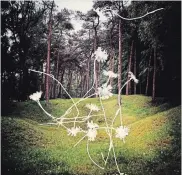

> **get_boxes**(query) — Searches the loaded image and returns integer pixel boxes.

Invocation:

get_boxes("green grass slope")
[2,95,181,175]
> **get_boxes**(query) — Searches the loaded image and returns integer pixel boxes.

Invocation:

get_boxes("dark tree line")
[1,1,181,104]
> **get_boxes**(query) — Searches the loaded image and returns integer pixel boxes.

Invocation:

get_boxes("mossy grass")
[2,95,181,175]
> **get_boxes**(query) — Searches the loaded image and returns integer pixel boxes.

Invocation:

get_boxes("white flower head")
[85,103,100,111]
[29,91,42,101]
[93,47,108,63]
[87,120,99,129]
[128,71,139,84]
[115,126,129,143]
[103,70,118,78]
[87,129,97,141]
[67,127,82,137]
[97,84,113,100]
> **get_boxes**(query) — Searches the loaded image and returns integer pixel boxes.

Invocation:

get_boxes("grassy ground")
[2,95,181,175]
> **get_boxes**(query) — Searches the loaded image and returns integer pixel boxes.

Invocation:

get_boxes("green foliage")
[2,96,181,175]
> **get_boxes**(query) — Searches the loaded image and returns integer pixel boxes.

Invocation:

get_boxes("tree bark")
[145,50,152,96]
[46,1,54,104]
[134,47,137,94]
[109,49,115,87]
[57,68,65,98]
[94,27,98,97]
[118,19,122,105]
[53,49,60,99]
[67,69,72,96]
[126,40,134,95]
[152,46,157,101]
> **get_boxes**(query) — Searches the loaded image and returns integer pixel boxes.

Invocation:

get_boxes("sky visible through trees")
[1,0,181,103]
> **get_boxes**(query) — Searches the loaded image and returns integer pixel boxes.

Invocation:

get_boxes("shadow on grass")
[1,117,73,175]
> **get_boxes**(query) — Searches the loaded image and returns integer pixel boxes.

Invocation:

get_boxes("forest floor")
[2,95,181,175]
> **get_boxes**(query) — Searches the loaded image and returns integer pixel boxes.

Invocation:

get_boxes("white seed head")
[85,104,100,111]
[103,70,118,78]
[128,71,139,84]
[87,120,99,129]
[87,128,97,141]
[67,127,82,137]
[29,91,42,101]
[115,126,129,143]
[93,47,108,63]
[97,84,113,100]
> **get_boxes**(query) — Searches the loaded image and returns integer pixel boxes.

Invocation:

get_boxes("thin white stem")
[117,78,132,125]
[58,123,69,130]
[74,134,87,147]
[101,152,107,165]
[39,123,57,126]
[105,8,164,21]
[87,140,104,170]
[98,93,113,166]
[62,120,85,124]
[88,109,93,117]
[56,93,95,120]
[97,127,116,131]
[59,114,104,121]
[37,101,55,119]
[105,77,110,85]
[30,69,79,118]
[112,143,121,174]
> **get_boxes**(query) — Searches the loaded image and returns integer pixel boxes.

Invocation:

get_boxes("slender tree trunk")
[94,28,98,97]
[152,46,157,101]
[57,68,65,98]
[67,69,72,96]
[46,1,54,104]
[86,58,90,93]
[134,47,137,94]
[118,19,122,105]
[109,49,115,86]
[126,40,134,95]
[145,50,152,95]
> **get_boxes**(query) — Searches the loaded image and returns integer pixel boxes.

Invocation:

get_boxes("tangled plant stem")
[29,48,138,175]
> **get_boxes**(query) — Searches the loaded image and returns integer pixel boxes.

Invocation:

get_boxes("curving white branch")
[87,140,105,170]
[105,8,164,21]
[37,100,55,120]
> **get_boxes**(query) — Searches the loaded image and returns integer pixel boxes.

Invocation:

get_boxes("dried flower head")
[93,47,108,63]
[103,70,118,78]
[97,84,113,100]
[87,120,99,129]
[67,127,82,137]
[29,91,42,101]
[85,104,100,111]
[128,71,139,83]
[115,126,129,143]
[87,129,97,141]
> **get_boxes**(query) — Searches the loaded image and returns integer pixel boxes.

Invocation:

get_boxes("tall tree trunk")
[134,47,137,94]
[46,1,54,104]
[57,68,65,98]
[94,28,98,97]
[152,46,157,101]
[145,50,152,95]
[109,49,115,86]
[67,69,72,96]
[86,58,90,93]
[53,49,60,99]
[126,40,134,95]
[118,19,122,105]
